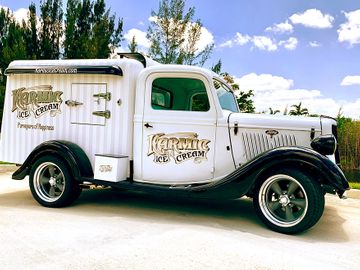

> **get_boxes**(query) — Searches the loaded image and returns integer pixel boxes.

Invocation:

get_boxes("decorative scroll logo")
[99,165,112,173]
[147,132,211,164]
[265,129,279,138]
[12,85,63,119]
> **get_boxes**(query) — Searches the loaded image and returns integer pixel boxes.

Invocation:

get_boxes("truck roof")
[5,53,159,76]
[5,53,217,79]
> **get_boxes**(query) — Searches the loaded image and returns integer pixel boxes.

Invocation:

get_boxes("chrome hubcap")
[33,162,65,203]
[279,195,290,206]
[259,174,308,228]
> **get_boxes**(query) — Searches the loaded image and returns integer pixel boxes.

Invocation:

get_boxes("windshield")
[213,79,239,112]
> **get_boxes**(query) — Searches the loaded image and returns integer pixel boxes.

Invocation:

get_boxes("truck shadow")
[76,188,349,242]
[0,188,349,242]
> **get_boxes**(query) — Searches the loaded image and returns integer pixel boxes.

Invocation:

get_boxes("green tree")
[0,7,28,127]
[128,36,138,53]
[237,90,255,113]
[211,59,255,113]
[289,102,309,116]
[147,0,213,66]
[64,0,123,59]
[23,3,39,59]
[39,0,63,59]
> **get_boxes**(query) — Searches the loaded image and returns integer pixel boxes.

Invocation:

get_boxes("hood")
[228,113,322,132]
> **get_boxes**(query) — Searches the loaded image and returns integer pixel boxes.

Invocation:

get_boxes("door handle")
[65,100,83,107]
[93,110,111,119]
[144,123,153,128]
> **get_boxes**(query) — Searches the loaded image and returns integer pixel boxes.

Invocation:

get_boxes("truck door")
[140,73,217,185]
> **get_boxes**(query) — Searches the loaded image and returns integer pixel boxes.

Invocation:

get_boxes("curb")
[346,189,360,200]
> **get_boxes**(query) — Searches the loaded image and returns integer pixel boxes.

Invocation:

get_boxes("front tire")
[29,155,81,207]
[253,169,324,234]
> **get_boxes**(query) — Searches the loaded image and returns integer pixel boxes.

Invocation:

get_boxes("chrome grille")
[241,132,297,160]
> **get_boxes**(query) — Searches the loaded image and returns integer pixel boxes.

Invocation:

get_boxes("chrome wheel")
[33,162,65,203]
[258,174,308,228]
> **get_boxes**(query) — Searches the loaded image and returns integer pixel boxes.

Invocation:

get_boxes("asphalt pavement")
[0,168,360,270]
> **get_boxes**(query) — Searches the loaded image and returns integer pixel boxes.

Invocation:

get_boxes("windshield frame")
[213,77,240,113]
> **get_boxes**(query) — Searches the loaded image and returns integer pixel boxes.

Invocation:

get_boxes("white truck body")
[1,58,145,180]
[0,53,349,234]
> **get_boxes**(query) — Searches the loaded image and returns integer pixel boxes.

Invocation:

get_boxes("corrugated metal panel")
[241,131,297,160]
[0,59,144,175]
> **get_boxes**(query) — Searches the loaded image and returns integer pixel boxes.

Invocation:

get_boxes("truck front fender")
[12,140,93,182]
[192,147,349,199]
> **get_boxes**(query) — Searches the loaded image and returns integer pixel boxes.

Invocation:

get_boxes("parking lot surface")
[1,169,360,270]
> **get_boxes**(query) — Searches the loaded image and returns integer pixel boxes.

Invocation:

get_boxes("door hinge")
[92,110,111,119]
[65,100,83,107]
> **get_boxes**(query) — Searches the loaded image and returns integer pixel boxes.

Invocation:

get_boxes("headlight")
[310,135,337,156]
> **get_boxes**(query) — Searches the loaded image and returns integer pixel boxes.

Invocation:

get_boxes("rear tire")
[253,169,324,234]
[29,155,81,207]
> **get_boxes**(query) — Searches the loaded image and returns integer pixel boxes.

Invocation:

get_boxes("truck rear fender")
[12,140,93,182]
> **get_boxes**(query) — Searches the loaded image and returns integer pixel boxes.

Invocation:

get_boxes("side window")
[151,77,210,111]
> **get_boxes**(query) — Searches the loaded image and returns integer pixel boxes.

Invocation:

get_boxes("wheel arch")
[193,147,349,199]
[248,160,326,196]
[12,140,93,182]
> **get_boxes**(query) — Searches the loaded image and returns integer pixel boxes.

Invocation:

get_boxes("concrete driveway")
[0,169,359,270]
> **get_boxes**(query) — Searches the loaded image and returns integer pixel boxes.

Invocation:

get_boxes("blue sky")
[1,0,360,118]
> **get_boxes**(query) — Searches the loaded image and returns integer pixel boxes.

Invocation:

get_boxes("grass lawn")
[349,182,360,190]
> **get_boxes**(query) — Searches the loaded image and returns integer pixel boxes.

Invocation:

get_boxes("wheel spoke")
[270,182,283,195]
[285,205,295,220]
[40,175,49,185]
[287,181,299,196]
[49,186,55,197]
[290,198,306,208]
[55,173,63,181]
[56,183,64,192]
[268,201,281,211]
[48,165,55,177]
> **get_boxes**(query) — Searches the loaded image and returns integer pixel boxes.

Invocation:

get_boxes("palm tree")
[268,107,280,115]
[289,102,309,116]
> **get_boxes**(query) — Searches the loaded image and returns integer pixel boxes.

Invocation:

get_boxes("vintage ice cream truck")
[0,53,349,234]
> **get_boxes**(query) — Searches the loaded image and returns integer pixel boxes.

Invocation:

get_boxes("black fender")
[12,140,93,182]
[191,146,349,199]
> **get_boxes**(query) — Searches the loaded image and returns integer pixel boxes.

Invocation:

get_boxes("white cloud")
[234,73,293,92]
[197,26,214,51]
[341,75,360,86]
[309,41,321,47]
[342,99,360,119]
[219,40,233,48]
[0,5,29,24]
[148,16,157,22]
[13,8,28,24]
[289,9,334,29]
[265,20,293,34]
[252,36,278,51]
[220,32,299,52]
[235,32,251,45]
[279,37,298,50]
[124,28,151,48]
[338,9,360,46]
[233,72,360,118]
